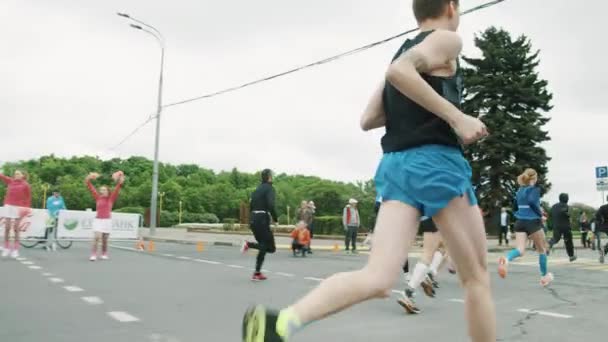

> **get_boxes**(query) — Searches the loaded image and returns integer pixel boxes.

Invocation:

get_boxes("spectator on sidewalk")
[291,221,311,257]
[307,201,316,253]
[342,198,360,254]
[580,212,592,248]
[548,193,576,262]
[499,207,509,246]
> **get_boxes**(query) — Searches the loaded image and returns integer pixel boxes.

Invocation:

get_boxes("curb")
[141,236,372,251]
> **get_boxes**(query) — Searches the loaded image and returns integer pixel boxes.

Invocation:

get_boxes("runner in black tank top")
[241,1,495,341]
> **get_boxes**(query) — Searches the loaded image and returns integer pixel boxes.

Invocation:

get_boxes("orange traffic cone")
[136,238,145,251]
[148,240,156,252]
[196,242,204,252]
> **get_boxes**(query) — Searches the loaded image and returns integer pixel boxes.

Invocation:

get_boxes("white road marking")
[275,272,295,277]
[228,264,245,269]
[16,257,27,261]
[81,296,104,305]
[49,278,64,283]
[517,309,572,319]
[163,254,174,257]
[194,259,221,265]
[448,298,465,303]
[304,277,323,282]
[28,265,42,270]
[42,273,53,276]
[177,256,191,260]
[21,261,34,265]
[107,311,140,323]
[64,286,84,292]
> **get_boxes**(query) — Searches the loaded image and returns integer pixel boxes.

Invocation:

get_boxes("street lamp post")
[179,200,183,225]
[117,13,164,236]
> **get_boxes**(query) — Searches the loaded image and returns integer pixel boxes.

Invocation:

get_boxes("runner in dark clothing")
[240,169,278,281]
[548,193,576,261]
[595,197,608,263]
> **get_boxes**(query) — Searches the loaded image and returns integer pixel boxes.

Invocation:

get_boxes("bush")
[160,210,179,227]
[223,218,238,224]
[200,213,220,224]
[180,212,220,224]
[114,206,145,215]
[313,216,343,235]
[278,214,288,225]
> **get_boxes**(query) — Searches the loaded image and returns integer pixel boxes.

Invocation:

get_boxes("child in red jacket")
[291,221,311,257]
[1,170,32,259]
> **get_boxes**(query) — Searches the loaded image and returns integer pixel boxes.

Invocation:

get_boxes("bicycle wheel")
[56,239,73,249]
[20,238,42,248]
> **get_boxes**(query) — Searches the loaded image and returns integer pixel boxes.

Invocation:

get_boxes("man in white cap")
[342,198,361,254]
[307,201,316,254]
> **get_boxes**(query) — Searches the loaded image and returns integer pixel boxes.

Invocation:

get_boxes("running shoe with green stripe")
[242,305,285,342]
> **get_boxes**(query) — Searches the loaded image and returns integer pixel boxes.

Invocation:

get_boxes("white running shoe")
[10,250,19,259]
[540,272,554,287]
[240,241,249,254]
[101,254,109,260]
[1,248,10,258]
[89,255,97,262]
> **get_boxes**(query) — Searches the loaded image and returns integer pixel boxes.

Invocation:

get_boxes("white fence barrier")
[0,207,141,240]
[0,207,48,238]
[56,210,140,240]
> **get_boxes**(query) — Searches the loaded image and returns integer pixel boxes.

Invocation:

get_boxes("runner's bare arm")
[0,173,12,184]
[360,83,386,131]
[385,30,463,126]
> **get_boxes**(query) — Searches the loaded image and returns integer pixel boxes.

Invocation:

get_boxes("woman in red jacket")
[85,171,124,261]
[1,170,32,258]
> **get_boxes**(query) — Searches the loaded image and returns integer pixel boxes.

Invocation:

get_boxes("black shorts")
[421,219,438,233]
[514,219,542,236]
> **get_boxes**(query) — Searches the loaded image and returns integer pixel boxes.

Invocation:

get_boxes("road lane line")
[64,286,84,292]
[448,298,465,303]
[194,259,221,265]
[304,277,323,282]
[28,265,42,270]
[49,278,64,283]
[517,309,572,319]
[275,272,295,277]
[21,261,34,265]
[81,296,104,305]
[228,264,245,269]
[107,311,140,323]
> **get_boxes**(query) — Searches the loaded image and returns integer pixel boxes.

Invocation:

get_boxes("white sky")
[3,0,607,207]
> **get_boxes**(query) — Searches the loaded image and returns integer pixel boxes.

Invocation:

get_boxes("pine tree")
[462,27,553,212]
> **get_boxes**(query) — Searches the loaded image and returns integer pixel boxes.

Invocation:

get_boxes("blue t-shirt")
[514,186,542,220]
[46,196,66,218]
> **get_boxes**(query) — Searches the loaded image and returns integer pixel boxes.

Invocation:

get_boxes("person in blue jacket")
[45,190,67,248]
[497,168,553,287]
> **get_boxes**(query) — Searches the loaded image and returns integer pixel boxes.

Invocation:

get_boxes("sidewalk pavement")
[139,228,569,253]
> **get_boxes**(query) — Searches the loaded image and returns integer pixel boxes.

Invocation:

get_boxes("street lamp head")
[129,24,143,30]
[117,12,131,18]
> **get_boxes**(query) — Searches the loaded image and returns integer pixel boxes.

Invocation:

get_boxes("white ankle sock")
[408,263,429,289]
[429,251,444,276]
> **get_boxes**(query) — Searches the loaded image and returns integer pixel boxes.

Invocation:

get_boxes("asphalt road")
[1,241,606,342]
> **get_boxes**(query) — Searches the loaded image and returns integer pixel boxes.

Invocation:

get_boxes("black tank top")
[381,31,463,153]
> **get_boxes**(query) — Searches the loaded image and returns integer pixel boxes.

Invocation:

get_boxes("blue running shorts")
[374,145,477,218]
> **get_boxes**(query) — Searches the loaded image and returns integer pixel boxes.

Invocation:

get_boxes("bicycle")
[20,217,73,250]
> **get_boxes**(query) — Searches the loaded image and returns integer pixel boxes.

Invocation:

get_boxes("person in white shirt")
[499,208,510,246]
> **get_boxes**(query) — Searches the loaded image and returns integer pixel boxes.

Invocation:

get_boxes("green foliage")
[114,207,146,215]
[462,27,553,213]
[1,155,378,228]
[313,216,343,235]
